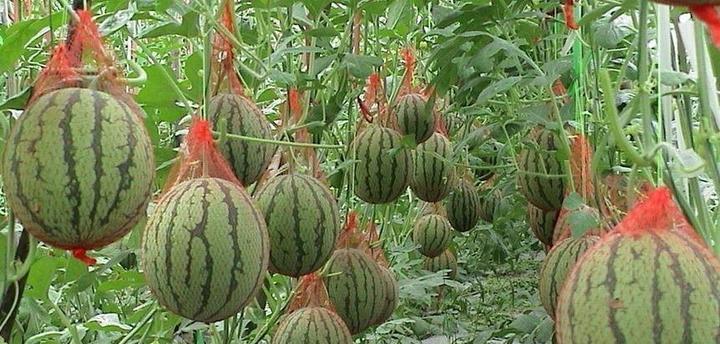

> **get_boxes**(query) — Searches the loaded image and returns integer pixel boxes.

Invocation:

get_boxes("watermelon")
[272,307,353,344]
[412,214,454,258]
[142,178,269,323]
[527,204,558,246]
[254,174,340,277]
[446,179,481,232]
[538,235,599,318]
[373,266,399,325]
[423,249,458,279]
[3,88,154,251]
[324,248,387,334]
[516,126,565,211]
[352,124,411,204]
[556,188,720,343]
[208,93,276,186]
[478,182,499,223]
[410,133,455,202]
[395,93,435,144]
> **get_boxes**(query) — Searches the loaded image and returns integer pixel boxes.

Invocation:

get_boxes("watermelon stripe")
[353,125,410,204]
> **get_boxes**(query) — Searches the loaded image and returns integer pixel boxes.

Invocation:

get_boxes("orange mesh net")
[399,47,417,96]
[562,0,579,30]
[336,211,364,249]
[361,221,390,268]
[286,273,337,314]
[287,88,323,179]
[614,187,702,243]
[567,134,595,203]
[689,6,720,47]
[163,118,242,193]
[211,0,244,96]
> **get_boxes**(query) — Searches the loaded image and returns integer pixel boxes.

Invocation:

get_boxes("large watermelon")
[324,248,387,334]
[395,93,435,144]
[446,179,481,232]
[527,204,558,246]
[372,266,399,325]
[412,214,454,258]
[208,94,276,186]
[410,133,455,202]
[352,124,411,204]
[538,235,599,318]
[3,88,154,251]
[254,174,340,277]
[142,178,269,323]
[516,126,565,211]
[556,188,720,343]
[423,249,458,279]
[272,307,353,344]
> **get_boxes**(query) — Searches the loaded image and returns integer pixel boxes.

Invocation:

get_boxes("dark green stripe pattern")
[394,93,435,144]
[410,133,455,202]
[527,204,559,246]
[556,231,720,343]
[254,174,341,277]
[538,235,599,318]
[324,248,387,334]
[446,180,481,232]
[372,266,399,325]
[352,124,411,204]
[516,126,565,211]
[272,307,353,344]
[208,94,276,186]
[478,188,498,223]
[3,88,154,250]
[412,214,454,258]
[141,178,269,323]
[423,249,458,279]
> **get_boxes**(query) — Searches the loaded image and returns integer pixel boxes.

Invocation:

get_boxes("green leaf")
[569,208,601,238]
[387,0,408,29]
[658,70,692,86]
[0,13,64,74]
[99,8,136,36]
[562,192,585,210]
[475,77,522,105]
[140,12,200,38]
[25,256,59,300]
[592,18,631,49]
[86,314,132,333]
[0,87,31,111]
[303,0,332,17]
[342,54,383,79]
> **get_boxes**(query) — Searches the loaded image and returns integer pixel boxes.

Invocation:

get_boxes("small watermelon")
[446,179,481,232]
[423,249,458,279]
[352,124,411,204]
[412,214,454,258]
[395,93,435,144]
[410,132,455,202]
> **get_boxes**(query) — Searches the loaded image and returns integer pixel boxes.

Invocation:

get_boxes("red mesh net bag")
[567,133,595,203]
[360,221,390,268]
[563,0,579,30]
[211,0,244,96]
[689,6,720,48]
[285,273,337,314]
[358,72,392,128]
[336,211,365,250]
[163,118,242,192]
[614,187,703,243]
[286,88,325,180]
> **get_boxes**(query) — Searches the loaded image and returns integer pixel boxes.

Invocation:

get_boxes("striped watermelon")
[352,124,411,204]
[272,307,353,344]
[324,248,387,334]
[478,180,499,223]
[412,214,454,258]
[395,93,435,144]
[3,88,154,251]
[254,174,340,277]
[446,179,481,232]
[373,266,399,325]
[208,94,276,186]
[556,188,720,343]
[141,178,269,323]
[516,126,565,211]
[410,132,455,202]
[527,204,558,246]
[423,249,458,279]
[538,235,599,318]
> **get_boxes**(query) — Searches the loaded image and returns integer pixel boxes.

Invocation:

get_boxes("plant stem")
[118,305,158,344]
[50,299,81,344]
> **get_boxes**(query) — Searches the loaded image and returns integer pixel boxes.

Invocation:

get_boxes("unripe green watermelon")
[446,180,481,232]
[538,235,599,318]
[410,133,455,202]
[556,188,720,343]
[324,248,387,334]
[352,124,411,204]
[3,88,154,250]
[527,204,559,246]
[142,178,269,323]
[412,214,453,258]
[423,249,458,279]
[516,126,565,211]
[208,94,276,186]
[372,266,399,325]
[478,186,499,223]
[254,174,340,277]
[395,93,435,144]
[272,307,353,344]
